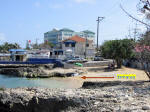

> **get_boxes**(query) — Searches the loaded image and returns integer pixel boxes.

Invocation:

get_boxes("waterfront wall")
[83,60,113,67]
[0,58,61,64]
[63,60,113,69]
[0,64,54,68]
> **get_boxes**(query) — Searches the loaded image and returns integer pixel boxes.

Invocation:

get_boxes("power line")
[120,4,150,27]
[104,0,124,18]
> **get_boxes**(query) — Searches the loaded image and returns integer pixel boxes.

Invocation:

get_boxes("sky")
[0,0,145,48]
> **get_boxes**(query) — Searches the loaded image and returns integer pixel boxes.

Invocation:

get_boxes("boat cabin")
[9,49,27,61]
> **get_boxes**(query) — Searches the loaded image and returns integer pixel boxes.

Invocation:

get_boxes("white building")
[44,28,95,45]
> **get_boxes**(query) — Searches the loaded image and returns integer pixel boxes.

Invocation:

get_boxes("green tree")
[0,42,21,53]
[43,41,54,48]
[31,41,55,49]
[101,39,135,68]
[135,31,150,79]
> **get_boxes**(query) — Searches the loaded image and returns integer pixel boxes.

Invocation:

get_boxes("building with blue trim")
[9,49,27,61]
[62,35,95,58]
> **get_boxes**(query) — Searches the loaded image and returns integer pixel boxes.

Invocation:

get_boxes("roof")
[9,49,26,52]
[82,30,95,34]
[44,28,59,34]
[59,28,74,32]
[63,35,92,43]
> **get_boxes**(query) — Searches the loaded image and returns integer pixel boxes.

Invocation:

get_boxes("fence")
[0,58,62,65]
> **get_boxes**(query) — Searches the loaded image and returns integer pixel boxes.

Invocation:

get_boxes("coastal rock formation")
[0,66,83,78]
[0,81,150,112]
[82,81,149,88]
[0,67,48,78]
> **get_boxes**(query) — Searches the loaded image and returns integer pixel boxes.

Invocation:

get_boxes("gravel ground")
[0,81,150,112]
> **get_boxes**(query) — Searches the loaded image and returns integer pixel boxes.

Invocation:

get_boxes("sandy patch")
[73,66,149,82]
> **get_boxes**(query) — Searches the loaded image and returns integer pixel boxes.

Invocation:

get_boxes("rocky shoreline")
[0,64,84,78]
[0,81,150,112]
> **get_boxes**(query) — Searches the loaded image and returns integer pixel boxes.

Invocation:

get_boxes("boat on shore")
[0,49,63,65]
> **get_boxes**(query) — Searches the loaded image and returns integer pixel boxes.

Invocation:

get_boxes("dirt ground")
[45,66,150,88]
[72,66,149,82]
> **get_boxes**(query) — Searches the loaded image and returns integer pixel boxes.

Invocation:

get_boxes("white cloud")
[34,1,41,8]
[0,33,6,41]
[73,0,96,4]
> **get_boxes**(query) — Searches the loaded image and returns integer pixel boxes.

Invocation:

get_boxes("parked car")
[94,56,104,61]
[66,56,87,63]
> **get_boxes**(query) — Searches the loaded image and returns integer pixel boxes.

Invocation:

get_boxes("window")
[65,43,69,47]
[50,52,53,56]
[71,43,75,47]
[55,51,58,55]
[86,43,89,47]
[59,52,63,55]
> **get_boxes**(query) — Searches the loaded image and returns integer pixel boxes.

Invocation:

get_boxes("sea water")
[0,74,82,89]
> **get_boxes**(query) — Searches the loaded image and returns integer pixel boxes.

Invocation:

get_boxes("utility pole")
[96,17,105,51]
[26,40,29,49]
[85,34,88,59]
[35,38,39,49]
[36,38,39,45]
[127,26,132,38]
[133,21,138,41]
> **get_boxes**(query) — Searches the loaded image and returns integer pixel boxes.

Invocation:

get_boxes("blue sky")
[0,0,144,47]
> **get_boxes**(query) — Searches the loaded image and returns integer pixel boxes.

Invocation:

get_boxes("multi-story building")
[44,28,95,45]
[62,35,95,58]
[44,29,59,44]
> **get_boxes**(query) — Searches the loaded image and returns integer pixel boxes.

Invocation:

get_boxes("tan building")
[62,35,95,58]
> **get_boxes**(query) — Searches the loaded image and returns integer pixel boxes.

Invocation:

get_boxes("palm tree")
[0,42,21,53]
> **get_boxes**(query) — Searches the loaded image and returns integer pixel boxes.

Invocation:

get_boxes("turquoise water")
[0,74,82,89]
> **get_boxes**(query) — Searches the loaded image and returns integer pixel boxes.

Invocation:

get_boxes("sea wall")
[83,60,113,67]
[0,81,150,112]
[0,64,54,69]
[63,60,113,69]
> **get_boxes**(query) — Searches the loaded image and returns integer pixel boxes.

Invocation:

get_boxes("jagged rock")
[142,106,150,110]
[123,109,132,112]
[0,67,79,78]
[0,81,150,112]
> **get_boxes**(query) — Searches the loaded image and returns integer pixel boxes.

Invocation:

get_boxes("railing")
[0,58,62,64]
